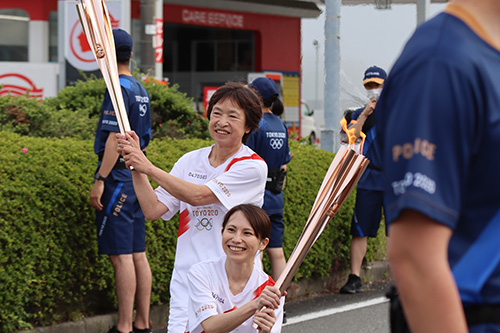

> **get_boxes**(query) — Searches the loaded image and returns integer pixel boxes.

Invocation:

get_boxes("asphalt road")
[282,281,392,333]
[150,282,393,333]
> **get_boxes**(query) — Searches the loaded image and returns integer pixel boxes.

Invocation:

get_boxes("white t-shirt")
[155,144,268,331]
[186,256,284,333]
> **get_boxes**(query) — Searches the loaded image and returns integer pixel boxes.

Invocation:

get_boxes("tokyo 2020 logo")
[196,218,213,231]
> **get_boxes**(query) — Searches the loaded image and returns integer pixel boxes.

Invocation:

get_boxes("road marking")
[284,296,389,326]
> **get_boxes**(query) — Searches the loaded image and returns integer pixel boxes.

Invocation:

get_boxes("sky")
[301,2,447,124]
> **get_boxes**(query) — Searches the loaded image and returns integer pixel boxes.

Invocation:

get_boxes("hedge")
[0,132,386,331]
[1,76,209,141]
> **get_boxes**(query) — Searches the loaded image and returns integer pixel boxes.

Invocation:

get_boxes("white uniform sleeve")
[187,263,219,333]
[154,159,182,221]
[206,158,267,210]
[271,296,285,333]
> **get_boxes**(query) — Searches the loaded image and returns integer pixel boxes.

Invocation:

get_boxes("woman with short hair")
[118,82,268,332]
[186,204,284,333]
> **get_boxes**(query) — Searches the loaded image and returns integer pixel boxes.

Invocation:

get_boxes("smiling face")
[209,98,250,150]
[222,210,269,264]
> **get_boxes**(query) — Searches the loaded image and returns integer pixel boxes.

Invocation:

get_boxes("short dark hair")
[207,82,262,144]
[222,204,271,241]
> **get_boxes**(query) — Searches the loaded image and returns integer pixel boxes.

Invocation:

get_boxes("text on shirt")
[392,138,436,162]
[211,178,231,197]
[392,172,436,195]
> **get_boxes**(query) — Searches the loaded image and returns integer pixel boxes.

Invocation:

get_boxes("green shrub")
[0,132,386,331]
[142,78,210,140]
[0,95,52,136]
[44,75,210,140]
[44,74,106,119]
[0,94,97,140]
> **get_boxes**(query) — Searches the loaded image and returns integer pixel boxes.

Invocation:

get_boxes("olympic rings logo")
[196,218,213,231]
[270,138,283,150]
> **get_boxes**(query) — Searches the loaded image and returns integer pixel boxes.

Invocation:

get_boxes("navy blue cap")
[113,29,132,60]
[363,66,387,85]
[249,77,279,104]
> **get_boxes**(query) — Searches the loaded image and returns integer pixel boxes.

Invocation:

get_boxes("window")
[0,9,29,61]
[48,11,58,62]
[164,23,254,72]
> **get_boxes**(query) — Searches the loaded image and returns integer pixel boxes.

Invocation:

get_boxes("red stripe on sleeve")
[253,275,276,299]
[224,153,264,172]
[178,208,190,238]
[223,306,237,313]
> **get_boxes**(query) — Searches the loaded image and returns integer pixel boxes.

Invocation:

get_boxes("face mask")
[366,87,382,101]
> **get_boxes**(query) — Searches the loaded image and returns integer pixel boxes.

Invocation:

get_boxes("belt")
[97,155,127,169]
[465,304,500,326]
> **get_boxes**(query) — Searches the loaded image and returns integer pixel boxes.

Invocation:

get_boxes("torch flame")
[340,118,366,154]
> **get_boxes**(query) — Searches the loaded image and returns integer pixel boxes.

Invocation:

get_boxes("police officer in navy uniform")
[247,77,292,281]
[89,29,152,333]
[340,66,387,294]
[377,1,500,331]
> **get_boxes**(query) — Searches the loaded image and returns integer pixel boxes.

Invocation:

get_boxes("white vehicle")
[301,100,319,144]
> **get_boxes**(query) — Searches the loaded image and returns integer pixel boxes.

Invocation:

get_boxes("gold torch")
[273,119,369,293]
[253,129,369,328]
[76,0,131,135]
[275,143,369,293]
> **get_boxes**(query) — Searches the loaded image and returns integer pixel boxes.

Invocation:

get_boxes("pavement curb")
[18,261,390,333]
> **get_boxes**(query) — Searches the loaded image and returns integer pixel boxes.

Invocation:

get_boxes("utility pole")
[321,0,341,153]
[416,0,430,25]
[140,0,155,75]
[313,39,319,110]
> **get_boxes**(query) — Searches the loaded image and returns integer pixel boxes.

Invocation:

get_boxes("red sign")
[181,8,244,28]
[155,18,164,63]
[0,73,44,101]
[203,86,219,117]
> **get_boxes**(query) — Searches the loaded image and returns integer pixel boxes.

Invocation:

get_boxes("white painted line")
[283,296,389,326]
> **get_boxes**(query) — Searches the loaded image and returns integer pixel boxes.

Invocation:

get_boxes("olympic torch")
[76,0,131,135]
[253,142,369,329]
[275,145,369,293]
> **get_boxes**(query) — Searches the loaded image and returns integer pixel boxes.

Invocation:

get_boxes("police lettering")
[113,194,128,216]
[392,138,436,162]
